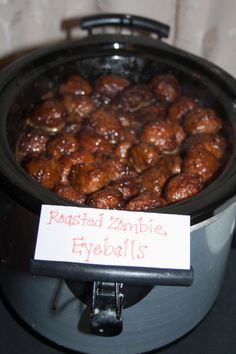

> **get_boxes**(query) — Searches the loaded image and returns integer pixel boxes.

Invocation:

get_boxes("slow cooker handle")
[31,261,193,336]
[90,281,124,336]
[31,260,194,287]
[80,13,170,39]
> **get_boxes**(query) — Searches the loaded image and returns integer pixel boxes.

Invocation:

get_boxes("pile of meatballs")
[16,73,226,211]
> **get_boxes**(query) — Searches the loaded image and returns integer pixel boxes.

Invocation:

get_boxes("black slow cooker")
[0,14,236,354]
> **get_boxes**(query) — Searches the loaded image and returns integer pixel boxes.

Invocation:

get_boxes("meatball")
[89,109,124,144]
[28,99,67,132]
[47,132,79,159]
[77,128,113,155]
[138,166,171,195]
[129,142,162,173]
[87,186,124,209]
[124,192,167,211]
[16,129,49,160]
[110,177,141,200]
[150,74,181,104]
[69,163,110,194]
[94,75,130,98]
[24,157,62,189]
[140,120,177,153]
[100,158,137,182]
[164,173,203,203]
[183,133,226,160]
[112,84,155,112]
[59,74,92,96]
[184,108,222,135]
[183,148,221,183]
[60,151,95,184]
[139,102,167,120]
[160,154,183,175]
[62,94,96,122]
[168,96,198,123]
[54,184,86,204]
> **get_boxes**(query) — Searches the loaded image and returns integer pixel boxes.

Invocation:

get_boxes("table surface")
[1,244,236,354]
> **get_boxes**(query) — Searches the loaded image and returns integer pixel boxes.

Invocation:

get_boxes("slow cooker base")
[2,247,236,354]
[0,190,236,354]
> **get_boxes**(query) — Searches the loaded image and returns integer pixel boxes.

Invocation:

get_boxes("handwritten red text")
[107,216,168,236]
[72,236,148,262]
[46,210,104,228]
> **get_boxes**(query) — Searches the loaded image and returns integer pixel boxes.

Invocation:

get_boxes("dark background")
[1,245,236,354]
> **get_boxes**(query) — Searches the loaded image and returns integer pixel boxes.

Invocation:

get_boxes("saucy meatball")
[113,84,155,112]
[60,151,95,184]
[125,192,167,211]
[54,184,86,204]
[184,133,226,160]
[89,109,124,144]
[69,163,110,194]
[164,173,203,203]
[138,166,171,195]
[94,75,130,98]
[129,142,162,173]
[87,186,124,209]
[184,107,222,135]
[160,154,183,175]
[150,74,181,104]
[62,94,96,122]
[140,120,177,153]
[47,132,79,159]
[77,128,113,155]
[100,158,137,182]
[168,96,198,123]
[183,148,220,183]
[110,177,141,201]
[16,129,49,160]
[28,99,67,132]
[59,74,92,96]
[24,157,62,189]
